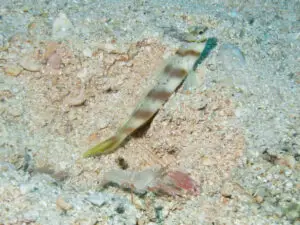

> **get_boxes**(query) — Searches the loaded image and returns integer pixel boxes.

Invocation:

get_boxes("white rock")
[52,12,74,40]
[221,181,234,197]
[86,193,108,207]
[19,183,35,194]
[216,43,246,71]
[19,57,41,72]
[83,48,92,57]
[56,196,73,211]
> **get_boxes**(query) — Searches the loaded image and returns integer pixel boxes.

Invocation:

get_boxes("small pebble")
[20,57,41,72]
[255,195,264,203]
[56,196,73,211]
[4,65,23,76]
[7,106,23,117]
[19,183,35,194]
[63,85,86,106]
[86,193,108,207]
[23,210,39,222]
[83,48,92,57]
[284,169,292,177]
[193,97,208,110]
[216,43,246,71]
[221,182,234,198]
[52,12,74,39]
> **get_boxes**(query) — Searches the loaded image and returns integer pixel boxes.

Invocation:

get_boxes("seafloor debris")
[4,64,23,76]
[102,166,199,196]
[85,192,108,207]
[63,83,86,106]
[56,196,73,212]
[19,56,42,72]
[52,12,74,40]
[216,43,246,71]
[165,170,199,195]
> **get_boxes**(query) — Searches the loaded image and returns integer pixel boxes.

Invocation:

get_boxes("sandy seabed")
[0,0,299,224]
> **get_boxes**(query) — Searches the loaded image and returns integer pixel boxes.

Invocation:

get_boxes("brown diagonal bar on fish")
[83,41,207,157]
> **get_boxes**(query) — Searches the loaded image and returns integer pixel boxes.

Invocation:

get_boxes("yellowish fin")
[83,134,126,157]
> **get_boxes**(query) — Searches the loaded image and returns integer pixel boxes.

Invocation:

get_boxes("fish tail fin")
[83,134,125,158]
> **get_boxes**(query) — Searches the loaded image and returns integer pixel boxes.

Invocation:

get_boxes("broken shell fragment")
[20,57,41,72]
[56,196,73,211]
[63,85,86,106]
[4,65,23,76]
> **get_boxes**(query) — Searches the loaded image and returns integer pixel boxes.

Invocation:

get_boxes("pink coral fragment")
[167,170,199,195]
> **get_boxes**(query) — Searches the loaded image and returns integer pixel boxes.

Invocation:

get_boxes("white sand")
[0,0,299,224]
